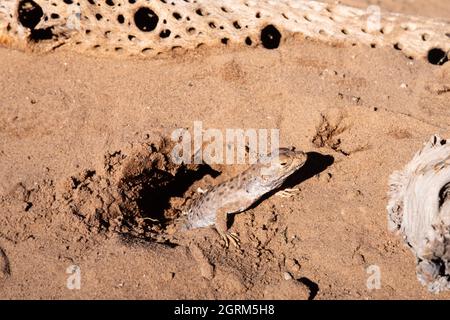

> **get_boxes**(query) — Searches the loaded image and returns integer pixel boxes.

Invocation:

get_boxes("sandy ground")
[0,0,450,299]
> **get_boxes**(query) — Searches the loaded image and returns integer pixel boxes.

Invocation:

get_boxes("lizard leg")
[215,207,240,248]
[275,188,299,198]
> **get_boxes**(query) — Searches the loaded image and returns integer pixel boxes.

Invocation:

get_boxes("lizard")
[179,147,307,247]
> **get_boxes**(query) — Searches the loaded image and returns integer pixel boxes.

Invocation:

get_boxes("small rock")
[283,272,293,280]
[162,272,175,281]
[0,248,11,280]
[286,258,301,273]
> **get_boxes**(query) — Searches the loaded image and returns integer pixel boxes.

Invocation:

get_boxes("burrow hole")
[120,162,220,230]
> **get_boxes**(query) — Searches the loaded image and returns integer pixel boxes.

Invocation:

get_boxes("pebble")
[283,271,293,280]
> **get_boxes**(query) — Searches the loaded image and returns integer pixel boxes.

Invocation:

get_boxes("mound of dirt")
[58,135,212,242]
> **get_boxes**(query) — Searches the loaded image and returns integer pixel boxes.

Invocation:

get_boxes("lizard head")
[258,147,307,188]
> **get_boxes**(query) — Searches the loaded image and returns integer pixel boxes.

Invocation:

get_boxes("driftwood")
[388,135,450,293]
[0,0,449,62]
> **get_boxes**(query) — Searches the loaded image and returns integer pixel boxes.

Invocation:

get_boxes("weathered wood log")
[1,0,449,62]
[388,135,450,293]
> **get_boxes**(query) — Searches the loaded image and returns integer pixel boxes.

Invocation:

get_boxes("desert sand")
[0,0,450,299]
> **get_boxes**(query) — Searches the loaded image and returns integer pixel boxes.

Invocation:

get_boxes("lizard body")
[180,148,307,246]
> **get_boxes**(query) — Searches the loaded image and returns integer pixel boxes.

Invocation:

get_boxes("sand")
[0,0,449,299]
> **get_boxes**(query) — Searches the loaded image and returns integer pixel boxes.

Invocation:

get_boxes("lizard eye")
[280,162,288,166]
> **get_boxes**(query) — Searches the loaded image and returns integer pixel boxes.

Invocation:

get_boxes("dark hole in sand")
[123,164,220,226]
